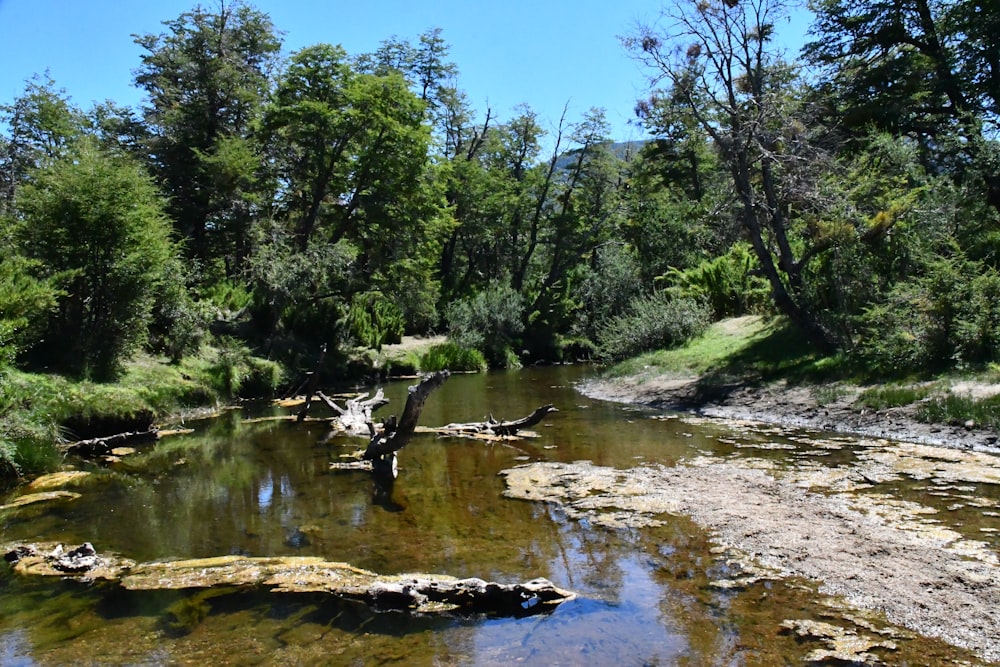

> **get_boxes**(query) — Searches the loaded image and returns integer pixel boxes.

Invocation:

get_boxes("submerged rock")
[2,542,575,617]
[0,490,81,512]
[26,471,92,491]
[780,619,897,665]
[3,541,132,581]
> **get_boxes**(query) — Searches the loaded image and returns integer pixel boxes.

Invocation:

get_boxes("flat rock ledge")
[501,459,1000,663]
[2,541,574,617]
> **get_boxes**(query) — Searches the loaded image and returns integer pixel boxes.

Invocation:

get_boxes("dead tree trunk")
[296,344,327,422]
[362,371,450,474]
[62,429,159,457]
[437,404,558,438]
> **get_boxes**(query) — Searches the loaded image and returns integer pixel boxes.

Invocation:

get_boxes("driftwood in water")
[433,404,558,439]
[362,370,450,463]
[318,389,389,436]
[62,429,159,457]
[3,541,575,617]
[329,400,560,474]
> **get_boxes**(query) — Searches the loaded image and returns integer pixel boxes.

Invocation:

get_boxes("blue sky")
[0,0,814,144]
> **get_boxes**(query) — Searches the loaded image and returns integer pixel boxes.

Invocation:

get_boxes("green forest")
[2,0,999,479]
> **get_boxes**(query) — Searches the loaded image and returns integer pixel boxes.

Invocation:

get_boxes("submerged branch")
[435,404,559,438]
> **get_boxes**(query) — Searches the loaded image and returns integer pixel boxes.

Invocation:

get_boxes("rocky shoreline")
[556,370,1000,663]
[579,373,1000,454]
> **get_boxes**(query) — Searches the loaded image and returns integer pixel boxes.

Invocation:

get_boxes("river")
[0,366,995,665]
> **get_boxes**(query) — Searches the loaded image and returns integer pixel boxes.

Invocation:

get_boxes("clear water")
[0,366,989,665]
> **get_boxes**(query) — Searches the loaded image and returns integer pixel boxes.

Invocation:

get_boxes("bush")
[0,373,63,481]
[572,244,643,342]
[420,342,488,372]
[0,253,58,366]
[660,242,771,319]
[851,256,1000,376]
[595,292,711,362]
[445,283,524,368]
[147,260,212,363]
[349,291,405,351]
[200,337,284,400]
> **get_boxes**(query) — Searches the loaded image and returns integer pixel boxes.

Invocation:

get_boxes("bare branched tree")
[624,0,838,352]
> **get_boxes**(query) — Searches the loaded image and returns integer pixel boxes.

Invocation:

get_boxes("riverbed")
[1,366,997,665]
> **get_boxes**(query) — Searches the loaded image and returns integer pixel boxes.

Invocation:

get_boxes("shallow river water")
[0,366,995,665]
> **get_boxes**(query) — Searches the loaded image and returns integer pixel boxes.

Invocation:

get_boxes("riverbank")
[561,315,1000,662]
[0,344,284,483]
[581,316,1000,454]
[0,335,471,484]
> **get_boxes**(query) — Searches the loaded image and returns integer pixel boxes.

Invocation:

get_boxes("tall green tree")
[0,74,82,216]
[13,139,178,380]
[806,0,1000,212]
[257,42,447,337]
[357,28,463,152]
[133,0,281,275]
[522,109,627,356]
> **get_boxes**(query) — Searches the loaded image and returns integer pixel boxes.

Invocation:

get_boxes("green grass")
[603,314,1000,433]
[813,384,849,407]
[919,393,1000,429]
[606,316,768,378]
[0,345,283,483]
[856,384,935,411]
[605,316,841,384]
[419,342,488,373]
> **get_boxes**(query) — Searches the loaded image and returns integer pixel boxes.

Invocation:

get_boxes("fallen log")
[3,541,575,617]
[434,404,559,439]
[62,429,159,457]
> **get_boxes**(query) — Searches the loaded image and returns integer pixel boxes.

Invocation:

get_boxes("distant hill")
[552,140,648,171]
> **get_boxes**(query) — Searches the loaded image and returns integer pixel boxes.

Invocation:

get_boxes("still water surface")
[0,366,991,665]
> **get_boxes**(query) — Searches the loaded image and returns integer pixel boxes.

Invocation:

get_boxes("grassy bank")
[0,344,284,483]
[605,315,1000,430]
[0,335,487,485]
[606,316,841,383]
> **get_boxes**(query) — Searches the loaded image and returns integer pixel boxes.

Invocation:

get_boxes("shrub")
[420,342,488,372]
[445,284,524,368]
[349,291,405,351]
[147,260,212,363]
[0,375,62,481]
[660,242,771,319]
[595,292,711,362]
[201,337,284,400]
[0,253,58,366]
[572,244,643,342]
[851,256,1000,376]
[13,139,178,381]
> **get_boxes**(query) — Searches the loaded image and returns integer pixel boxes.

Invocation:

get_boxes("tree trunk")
[436,404,558,438]
[362,370,450,462]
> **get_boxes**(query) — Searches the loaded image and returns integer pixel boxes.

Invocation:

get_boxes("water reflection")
[0,366,994,665]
